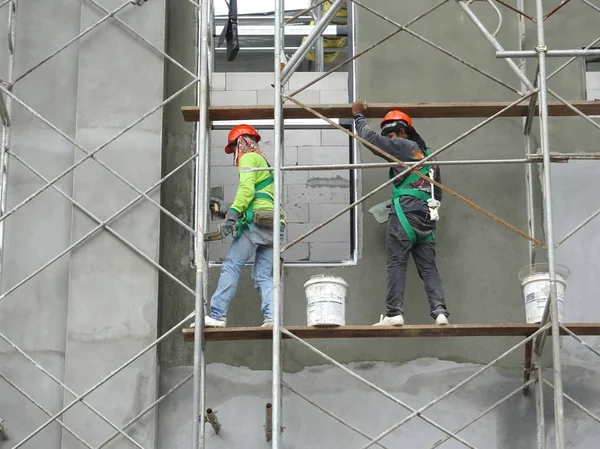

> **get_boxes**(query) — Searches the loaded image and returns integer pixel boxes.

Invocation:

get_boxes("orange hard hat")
[225,124,261,154]
[380,110,413,128]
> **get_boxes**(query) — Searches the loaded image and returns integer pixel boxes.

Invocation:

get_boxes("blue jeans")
[209,224,285,321]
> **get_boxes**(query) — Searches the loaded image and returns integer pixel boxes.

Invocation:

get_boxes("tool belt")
[252,209,275,228]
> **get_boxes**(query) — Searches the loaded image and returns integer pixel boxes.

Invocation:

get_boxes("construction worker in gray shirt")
[352,100,450,326]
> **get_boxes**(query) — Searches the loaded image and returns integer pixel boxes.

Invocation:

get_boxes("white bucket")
[304,275,348,327]
[518,263,570,323]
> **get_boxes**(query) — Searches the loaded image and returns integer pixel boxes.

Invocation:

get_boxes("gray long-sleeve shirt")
[353,113,442,214]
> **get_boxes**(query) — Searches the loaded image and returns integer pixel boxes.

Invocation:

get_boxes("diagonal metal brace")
[0,91,8,126]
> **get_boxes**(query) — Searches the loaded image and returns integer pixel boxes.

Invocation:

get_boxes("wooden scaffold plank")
[182,323,600,342]
[181,101,600,122]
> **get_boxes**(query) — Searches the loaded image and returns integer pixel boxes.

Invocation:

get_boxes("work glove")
[220,210,240,238]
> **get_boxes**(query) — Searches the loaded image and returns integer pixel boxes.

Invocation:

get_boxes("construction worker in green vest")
[193,124,285,328]
[352,101,450,326]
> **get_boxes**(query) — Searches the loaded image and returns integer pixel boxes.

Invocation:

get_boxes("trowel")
[368,199,392,224]
[204,196,227,241]
[204,228,223,242]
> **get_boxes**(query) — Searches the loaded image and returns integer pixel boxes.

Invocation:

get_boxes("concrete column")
[61,1,165,448]
[0,0,80,447]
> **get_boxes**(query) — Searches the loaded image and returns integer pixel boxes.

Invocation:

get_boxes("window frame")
[583,47,600,107]
[206,2,360,267]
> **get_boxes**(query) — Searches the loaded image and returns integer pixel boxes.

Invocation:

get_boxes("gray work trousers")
[385,210,449,319]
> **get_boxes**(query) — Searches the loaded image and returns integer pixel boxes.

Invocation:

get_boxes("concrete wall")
[2,0,600,448]
[0,1,165,447]
[0,0,80,446]
[158,360,600,449]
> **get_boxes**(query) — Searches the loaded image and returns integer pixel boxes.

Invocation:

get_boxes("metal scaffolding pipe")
[283,383,391,449]
[11,1,132,86]
[281,92,545,252]
[205,408,221,434]
[272,0,285,447]
[348,0,520,95]
[497,49,600,58]
[533,1,565,448]
[458,0,535,90]
[284,0,329,25]
[536,364,546,449]
[549,35,600,80]
[313,1,325,71]
[282,324,550,449]
[0,331,147,449]
[517,0,538,279]
[0,92,9,126]
[0,87,193,234]
[0,80,199,231]
[8,151,196,296]
[560,324,600,359]
[289,1,459,99]
[430,378,537,449]
[0,150,197,304]
[9,310,196,448]
[0,0,17,290]
[0,372,92,448]
[242,153,599,174]
[281,0,345,83]
[98,373,194,449]
[494,0,536,22]
[581,0,600,14]
[543,379,600,426]
[543,0,572,20]
[192,1,211,448]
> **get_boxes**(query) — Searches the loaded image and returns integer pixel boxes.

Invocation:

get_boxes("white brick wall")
[209,72,352,263]
[585,72,600,100]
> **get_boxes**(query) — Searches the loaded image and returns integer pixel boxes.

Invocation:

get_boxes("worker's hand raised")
[352,100,367,116]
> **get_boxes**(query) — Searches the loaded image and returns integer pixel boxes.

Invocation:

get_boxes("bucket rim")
[517,263,570,281]
[303,274,349,288]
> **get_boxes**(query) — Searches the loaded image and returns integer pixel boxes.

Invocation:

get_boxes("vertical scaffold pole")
[533,0,565,447]
[0,0,18,288]
[517,0,536,268]
[272,0,285,447]
[192,1,211,448]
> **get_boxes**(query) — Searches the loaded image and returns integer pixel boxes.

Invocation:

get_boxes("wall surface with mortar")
[0,1,80,446]
[0,1,165,448]
[158,0,600,370]
[158,0,600,446]
[1,0,600,448]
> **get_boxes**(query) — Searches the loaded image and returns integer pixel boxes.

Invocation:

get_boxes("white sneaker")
[189,316,226,328]
[261,320,273,328]
[373,314,404,326]
[435,314,449,325]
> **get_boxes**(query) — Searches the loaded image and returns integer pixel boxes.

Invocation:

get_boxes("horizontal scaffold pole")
[181,101,600,122]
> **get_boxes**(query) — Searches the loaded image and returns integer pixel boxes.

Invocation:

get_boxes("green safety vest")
[390,149,436,245]
[233,175,275,240]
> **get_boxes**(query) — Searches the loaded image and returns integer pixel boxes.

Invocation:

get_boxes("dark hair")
[404,125,428,151]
